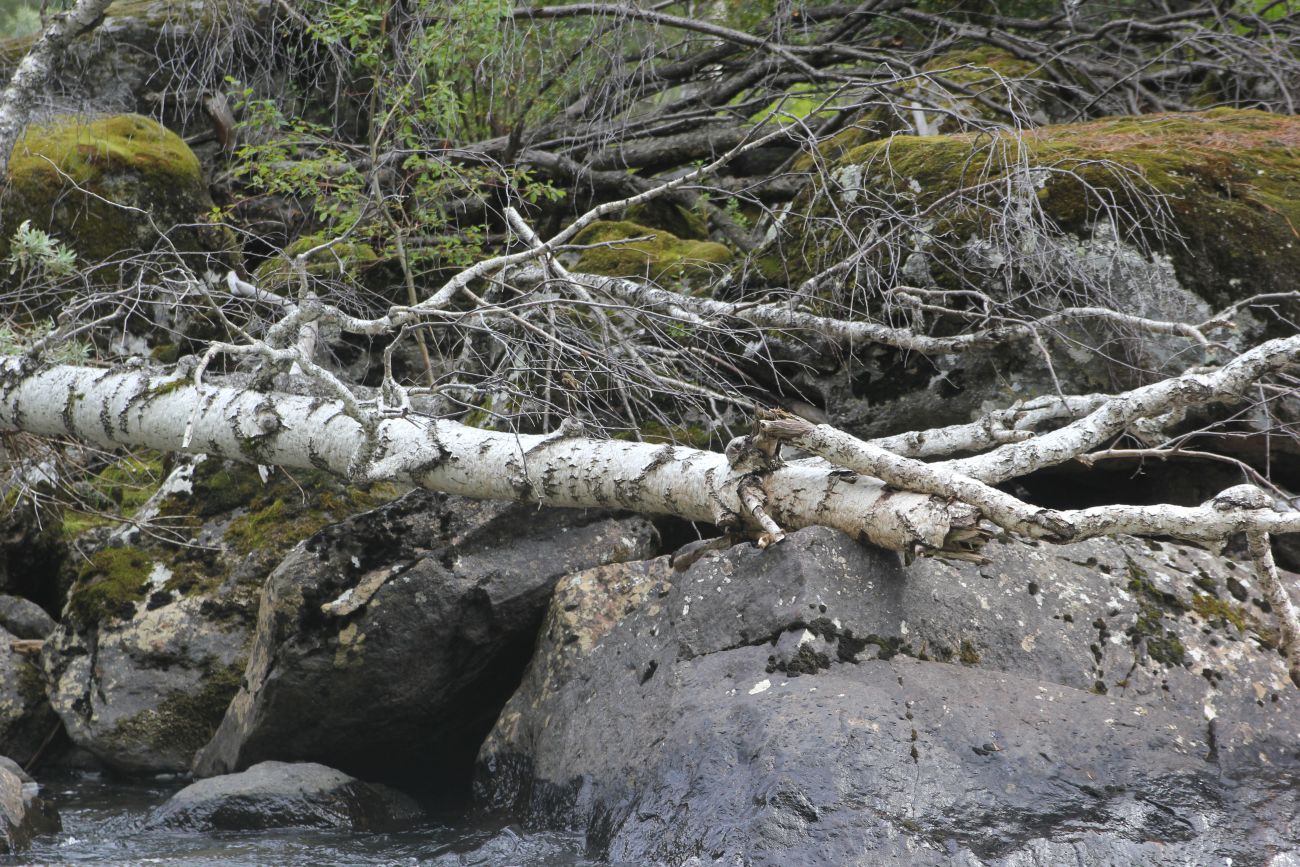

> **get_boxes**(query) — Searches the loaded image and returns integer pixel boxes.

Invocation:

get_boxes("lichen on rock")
[41,456,401,773]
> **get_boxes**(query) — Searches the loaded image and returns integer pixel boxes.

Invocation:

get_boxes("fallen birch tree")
[0,0,1298,688]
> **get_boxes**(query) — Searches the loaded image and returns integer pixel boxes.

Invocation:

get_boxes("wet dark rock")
[193,490,659,788]
[0,758,59,853]
[142,761,421,831]
[477,528,1300,865]
[0,596,55,640]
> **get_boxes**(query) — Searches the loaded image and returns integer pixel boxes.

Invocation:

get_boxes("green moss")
[16,657,45,705]
[1191,593,1249,632]
[2,114,232,285]
[149,343,181,364]
[254,232,392,294]
[776,109,1300,305]
[1126,562,1189,667]
[109,660,244,757]
[67,547,152,626]
[625,201,709,240]
[614,419,716,450]
[572,220,732,287]
[63,451,166,539]
[223,482,397,558]
[958,639,981,665]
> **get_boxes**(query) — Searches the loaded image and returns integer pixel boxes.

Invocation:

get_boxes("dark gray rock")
[0,625,59,766]
[0,759,59,853]
[477,528,1300,866]
[142,760,421,831]
[193,490,659,786]
[0,596,55,640]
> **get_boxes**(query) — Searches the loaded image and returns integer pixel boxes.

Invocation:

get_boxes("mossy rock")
[625,201,710,241]
[253,233,399,297]
[572,220,733,287]
[788,48,1053,175]
[2,113,232,280]
[106,661,245,762]
[44,457,402,772]
[768,109,1300,313]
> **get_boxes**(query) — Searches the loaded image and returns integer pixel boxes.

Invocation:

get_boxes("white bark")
[0,357,978,554]
[943,333,1300,483]
[761,415,1300,544]
[1248,530,1300,689]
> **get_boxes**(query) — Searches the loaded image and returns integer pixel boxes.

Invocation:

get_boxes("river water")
[5,772,598,866]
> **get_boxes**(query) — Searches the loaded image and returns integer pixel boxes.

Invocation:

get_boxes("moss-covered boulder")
[754,109,1300,439]
[1,114,230,278]
[253,233,402,300]
[571,220,732,289]
[771,108,1300,308]
[41,455,397,773]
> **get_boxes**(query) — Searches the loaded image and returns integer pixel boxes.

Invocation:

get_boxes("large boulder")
[753,109,1300,442]
[193,491,659,787]
[142,760,421,831]
[0,596,55,640]
[0,759,58,853]
[477,528,1300,865]
[2,114,231,280]
[41,456,395,773]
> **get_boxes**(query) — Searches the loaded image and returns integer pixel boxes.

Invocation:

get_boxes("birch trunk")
[0,357,977,553]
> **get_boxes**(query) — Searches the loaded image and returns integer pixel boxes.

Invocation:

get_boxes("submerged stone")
[142,761,422,831]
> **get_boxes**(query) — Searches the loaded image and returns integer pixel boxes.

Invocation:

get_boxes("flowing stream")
[5,772,598,866]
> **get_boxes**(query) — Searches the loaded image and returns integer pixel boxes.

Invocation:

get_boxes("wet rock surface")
[477,528,1300,865]
[194,490,659,786]
[0,758,59,853]
[142,761,422,832]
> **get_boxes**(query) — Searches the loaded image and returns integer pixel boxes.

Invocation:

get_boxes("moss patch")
[1191,592,1249,633]
[253,232,393,294]
[63,451,166,538]
[67,547,153,627]
[1125,562,1190,668]
[771,109,1300,310]
[2,114,230,279]
[573,220,732,287]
